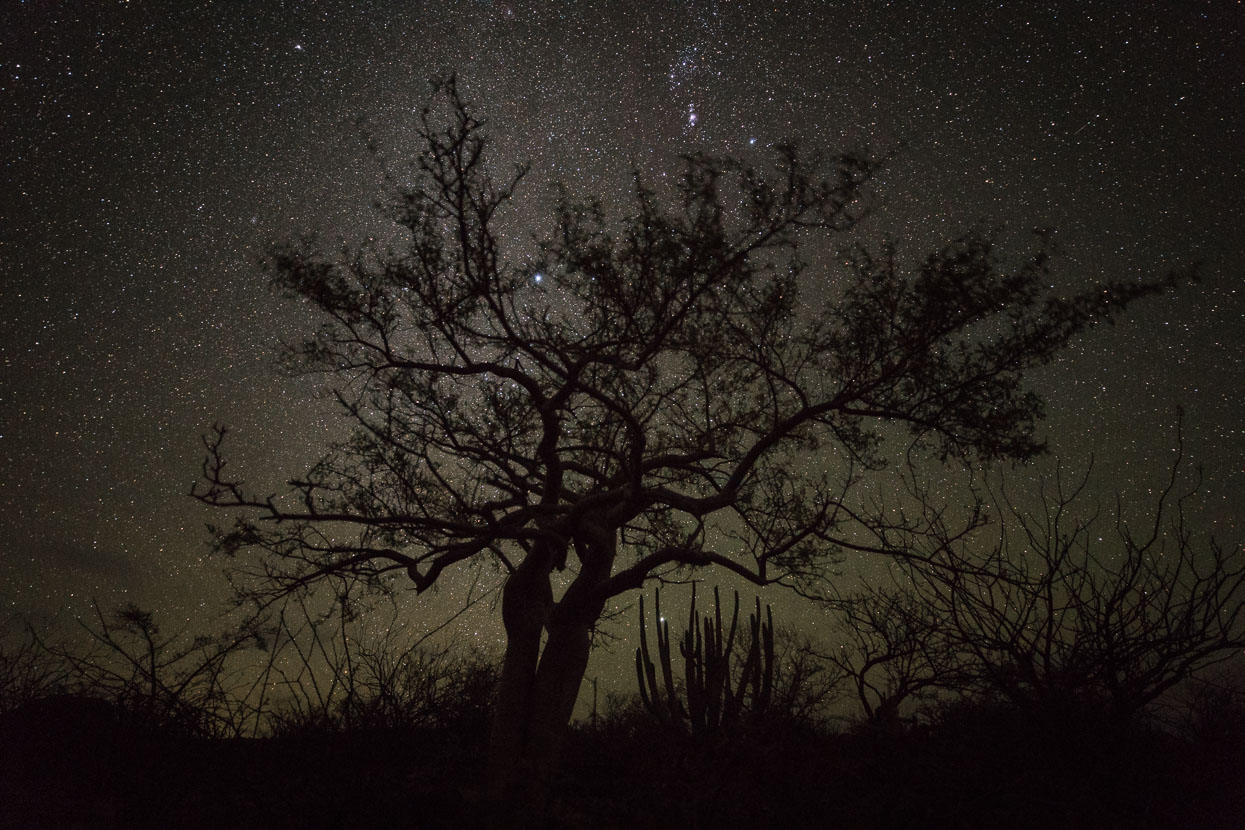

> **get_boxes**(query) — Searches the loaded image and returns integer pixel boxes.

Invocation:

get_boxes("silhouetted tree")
[194,77,1186,808]
[887,431,1245,725]
[24,602,260,737]
[817,582,968,727]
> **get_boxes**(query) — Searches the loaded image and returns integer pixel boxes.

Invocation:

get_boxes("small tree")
[817,583,967,727]
[194,77,1186,806]
[889,432,1245,725]
[25,602,261,737]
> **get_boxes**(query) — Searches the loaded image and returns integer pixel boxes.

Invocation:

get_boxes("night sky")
[3,1,1243,697]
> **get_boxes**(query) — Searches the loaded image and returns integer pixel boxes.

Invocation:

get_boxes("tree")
[193,77,1186,808]
[22,602,261,737]
[816,581,968,727]
[883,430,1245,726]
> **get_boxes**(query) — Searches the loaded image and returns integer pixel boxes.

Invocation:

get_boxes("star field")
[2,1,1243,696]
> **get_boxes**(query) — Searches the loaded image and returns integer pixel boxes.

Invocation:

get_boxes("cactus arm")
[636,594,666,722]
[758,601,775,714]
[653,589,685,721]
[683,586,706,733]
[710,589,742,729]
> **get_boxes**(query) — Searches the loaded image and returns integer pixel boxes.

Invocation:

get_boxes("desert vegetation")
[4,476,1243,830]
[5,79,1240,829]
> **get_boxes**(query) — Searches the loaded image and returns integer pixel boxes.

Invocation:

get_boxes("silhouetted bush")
[264,645,498,740]
[0,621,76,713]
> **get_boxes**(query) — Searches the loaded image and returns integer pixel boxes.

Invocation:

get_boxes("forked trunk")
[484,527,615,821]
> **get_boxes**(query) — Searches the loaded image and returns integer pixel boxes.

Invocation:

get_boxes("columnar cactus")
[635,585,774,736]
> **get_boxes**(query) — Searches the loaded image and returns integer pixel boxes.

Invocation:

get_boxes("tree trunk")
[525,612,594,780]
[486,544,554,811]
[484,525,616,820]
